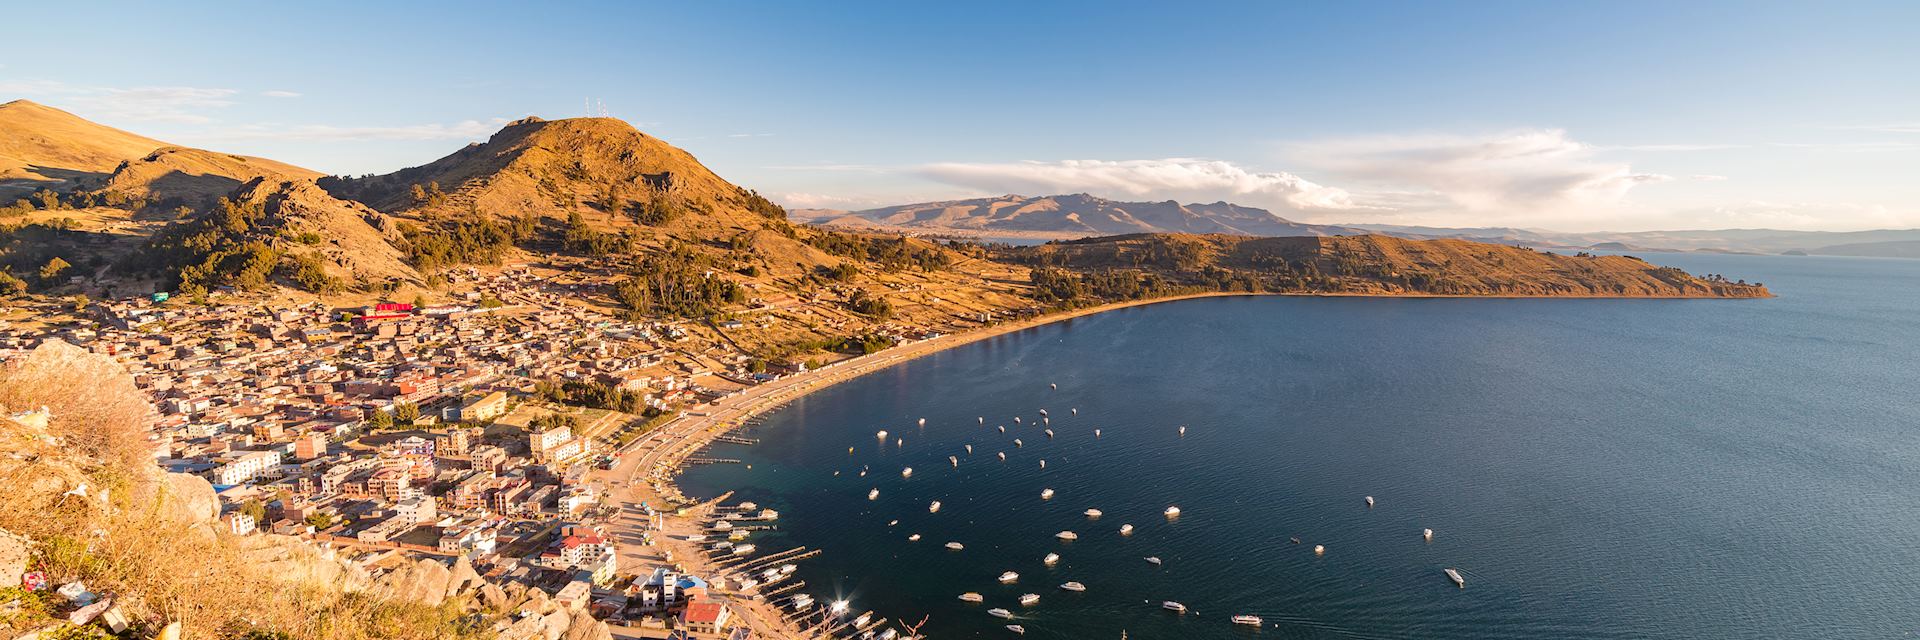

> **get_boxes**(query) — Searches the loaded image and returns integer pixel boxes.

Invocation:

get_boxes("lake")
[679,253,1920,639]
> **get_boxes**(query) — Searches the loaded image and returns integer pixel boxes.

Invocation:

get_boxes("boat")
[830,599,849,615]
[966,444,974,454]
[868,488,879,500]
[1164,506,1181,518]
[999,571,1020,583]
[1072,408,1078,415]
[888,519,899,526]
[950,456,959,467]
[902,467,913,478]
[979,417,985,424]
[998,426,1006,433]
[1060,581,1085,592]
[1050,383,1057,389]
[1044,429,1054,438]
[1178,425,1186,436]
[1015,417,1023,423]
[959,592,984,603]
[1094,429,1101,438]
[1445,568,1465,587]
[1043,417,1049,425]
[1144,556,1162,565]
[859,469,867,477]
[896,438,904,447]
[1232,615,1264,626]
[781,563,797,574]
[998,452,1007,461]
[1041,488,1055,500]
[1006,624,1025,634]
[1056,531,1078,541]
[879,629,898,640]
[1424,528,1434,542]
[1043,552,1060,565]
[1162,601,1187,613]
[1014,439,1023,447]
[1019,593,1040,606]
[877,430,888,440]
[1084,509,1103,518]
[1365,495,1375,508]
[1119,524,1134,535]
[854,612,873,628]
[908,534,921,541]
[1039,409,1049,416]
[1039,459,1046,469]
[919,418,927,426]
[987,608,1013,619]
[1314,544,1326,555]
[793,594,814,607]
[929,501,941,513]
[733,544,756,556]
[1290,536,1301,544]
[946,542,965,550]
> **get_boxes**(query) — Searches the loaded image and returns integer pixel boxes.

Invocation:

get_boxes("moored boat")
[1164,505,1181,518]
[1445,567,1465,587]
[1162,601,1187,613]
[946,542,965,550]
[1006,624,1025,634]
[1019,593,1040,606]
[1144,556,1162,565]
[988,608,1013,619]
[1043,552,1060,565]
[1060,581,1086,592]
[999,571,1020,583]
[1232,614,1264,626]
[1041,488,1054,500]
[1084,509,1103,518]
[1056,531,1078,540]
[959,592,984,603]
[1119,524,1134,535]
[929,501,941,513]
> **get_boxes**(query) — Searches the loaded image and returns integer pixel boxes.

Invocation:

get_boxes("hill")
[1804,239,1920,259]
[89,145,322,206]
[995,234,1771,301]
[0,99,167,197]
[808,193,1369,238]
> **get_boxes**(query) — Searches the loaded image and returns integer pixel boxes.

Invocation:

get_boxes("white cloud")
[1673,200,1902,231]
[915,157,1363,212]
[778,192,878,209]
[202,118,510,142]
[261,90,302,98]
[1287,129,1674,222]
[1,79,240,123]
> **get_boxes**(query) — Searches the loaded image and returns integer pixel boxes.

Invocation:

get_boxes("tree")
[393,401,420,425]
[240,498,268,524]
[366,408,394,429]
[38,257,70,283]
[0,271,25,298]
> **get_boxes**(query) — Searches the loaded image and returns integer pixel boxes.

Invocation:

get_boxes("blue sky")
[4,1,1916,231]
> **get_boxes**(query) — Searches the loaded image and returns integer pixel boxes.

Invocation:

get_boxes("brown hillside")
[1004,233,1772,298]
[0,99,167,196]
[232,178,419,286]
[90,145,322,205]
[325,116,786,236]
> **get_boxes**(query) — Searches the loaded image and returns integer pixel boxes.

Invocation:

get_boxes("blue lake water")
[679,253,1920,639]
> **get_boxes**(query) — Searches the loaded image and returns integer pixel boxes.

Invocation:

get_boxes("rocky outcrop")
[561,609,614,640]
[376,557,455,606]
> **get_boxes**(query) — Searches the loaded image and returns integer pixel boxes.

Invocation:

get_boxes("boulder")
[0,528,30,588]
[377,557,452,606]
[479,582,512,613]
[540,609,570,640]
[446,554,483,597]
[561,609,613,640]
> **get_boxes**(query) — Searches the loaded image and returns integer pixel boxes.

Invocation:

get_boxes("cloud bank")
[916,157,1362,212]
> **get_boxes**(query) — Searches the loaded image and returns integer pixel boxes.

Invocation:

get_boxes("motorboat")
[1060,581,1085,592]
[1162,601,1187,613]
[999,571,1020,583]
[1232,615,1264,626]
[1084,509,1102,518]
[946,542,965,550]
[1019,593,1040,606]
[959,593,984,603]
[1119,524,1134,535]
[1055,531,1078,541]
[1041,488,1054,500]
[988,608,1013,619]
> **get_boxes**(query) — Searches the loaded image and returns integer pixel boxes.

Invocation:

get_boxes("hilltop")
[800,193,1369,239]
[0,100,168,196]
[996,233,1772,301]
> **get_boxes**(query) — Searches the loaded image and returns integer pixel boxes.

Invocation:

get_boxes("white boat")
[1041,488,1055,500]
[1164,506,1181,518]
[877,430,888,440]
[1044,429,1054,438]
[1060,581,1085,592]
[1314,544,1326,555]
[1039,459,1046,469]
[1424,528,1434,542]
[1043,417,1049,425]
[1019,593,1040,606]
[1014,439,1023,447]
[733,544,756,556]
[896,438,903,447]
[998,452,1007,461]
[1072,408,1078,415]
[966,444,974,454]
[908,534,921,541]
[868,488,879,500]
[950,456,959,467]
[1015,417,1022,424]
[1178,425,1186,436]
[998,426,1006,433]
[1119,524,1134,535]
[831,600,850,615]
[902,467,913,478]
[1039,409,1049,416]
[1365,495,1375,508]
[1055,531,1078,540]
[946,542,965,550]
[1144,556,1162,565]
[1084,509,1102,518]
[999,571,1020,583]
[854,612,873,628]
[1006,624,1025,634]
[888,519,899,526]
[1094,429,1101,437]
[1043,552,1060,565]
[959,592,984,603]
[1445,568,1465,587]
[979,417,985,424]
[929,501,941,513]
[879,629,898,640]
[793,594,815,607]
[1050,383,1057,389]
[919,418,927,426]
[1232,615,1264,626]
[987,608,1013,619]
[1162,601,1187,613]
[781,564,797,574]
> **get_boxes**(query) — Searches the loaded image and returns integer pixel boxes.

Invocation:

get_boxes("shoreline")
[599,287,1764,638]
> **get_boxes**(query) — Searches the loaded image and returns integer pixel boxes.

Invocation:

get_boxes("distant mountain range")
[798,194,1920,259]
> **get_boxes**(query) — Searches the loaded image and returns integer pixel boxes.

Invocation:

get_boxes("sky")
[3,0,1916,232]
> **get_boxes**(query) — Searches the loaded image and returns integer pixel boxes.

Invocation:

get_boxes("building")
[293,431,329,460]
[444,391,508,422]
[212,449,283,485]
[221,511,257,536]
[393,495,437,525]
[680,600,731,635]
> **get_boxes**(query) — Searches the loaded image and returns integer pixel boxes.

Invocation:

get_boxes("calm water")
[679,253,1920,639]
